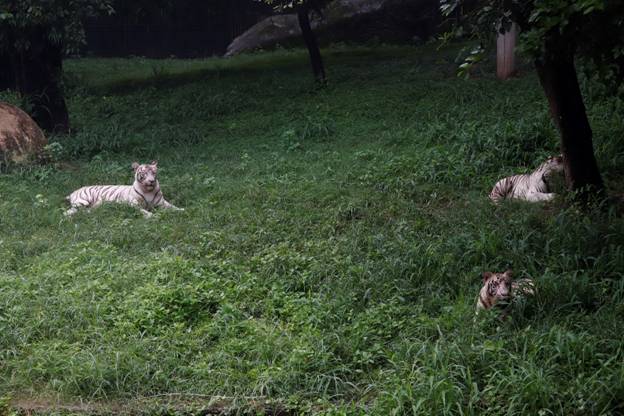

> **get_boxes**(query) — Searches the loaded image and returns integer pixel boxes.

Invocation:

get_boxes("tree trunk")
[297,7,326,83]
[0,52,15,91]
[14,27,70,134]
[534,30,604,200]
[496,23,517,80]
[0,30,18,91]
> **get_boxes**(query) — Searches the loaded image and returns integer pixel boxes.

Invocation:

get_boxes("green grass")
[1,43,624,415]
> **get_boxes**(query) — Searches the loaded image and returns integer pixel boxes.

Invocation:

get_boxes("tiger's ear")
[482,272,493,283]
[503,269,513,278]
[131,162,139,171]
[150,160,158,167]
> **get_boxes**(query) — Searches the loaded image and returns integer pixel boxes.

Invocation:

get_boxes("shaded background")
[84,0,271,58]
[83,0,442,58]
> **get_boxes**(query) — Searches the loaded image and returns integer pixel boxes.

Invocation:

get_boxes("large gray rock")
[226,14,302,57]
[0,102,47,165]
[225,0,439,57]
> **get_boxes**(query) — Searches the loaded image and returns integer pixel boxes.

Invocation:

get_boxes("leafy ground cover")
[1,44,624,415]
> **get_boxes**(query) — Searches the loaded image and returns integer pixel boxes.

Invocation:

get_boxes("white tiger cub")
[65,160,183,218]
[476,270,535,315]
[489,155,564,203]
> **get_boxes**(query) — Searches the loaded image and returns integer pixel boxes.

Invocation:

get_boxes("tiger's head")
[538,154,565,189]
[131,160,159,192]
[478,270,513,310]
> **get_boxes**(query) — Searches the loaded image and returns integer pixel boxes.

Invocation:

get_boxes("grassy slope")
[1,44,624,415]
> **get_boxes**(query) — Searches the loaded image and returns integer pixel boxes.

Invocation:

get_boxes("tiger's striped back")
[489,174,529,203]
[67,185,134,209]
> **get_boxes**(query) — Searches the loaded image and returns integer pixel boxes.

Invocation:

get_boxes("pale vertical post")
[497,23,517,80]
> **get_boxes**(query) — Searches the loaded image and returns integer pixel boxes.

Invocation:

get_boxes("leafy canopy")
[441,0,624,84]
[0,0,114,53]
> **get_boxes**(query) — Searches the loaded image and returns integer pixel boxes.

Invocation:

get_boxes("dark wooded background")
[84,0,271,57]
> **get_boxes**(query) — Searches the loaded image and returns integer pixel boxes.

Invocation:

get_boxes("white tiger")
[65,160,183,218]
[489,155,564,203]
[476,270,535,315]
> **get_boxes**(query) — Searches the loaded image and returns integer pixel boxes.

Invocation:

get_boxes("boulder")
[225,0,439,57]
[226,15,302,57]
[0,102,47,165]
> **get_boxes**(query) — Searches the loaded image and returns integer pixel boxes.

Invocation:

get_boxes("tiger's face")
[544,154,563,170]
[481,270,513,308]
[132,161,158,192]
[540,154,564,179]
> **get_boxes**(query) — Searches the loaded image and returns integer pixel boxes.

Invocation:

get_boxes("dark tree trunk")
[0,52,15,91]
[534,30,604,200]
[0,30,18,92]
[297,6,326,83]
[14,27,69,134]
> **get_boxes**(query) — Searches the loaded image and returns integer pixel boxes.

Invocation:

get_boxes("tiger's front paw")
[141,209,154,218]
[64,207,78,216]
